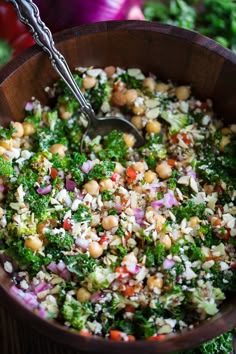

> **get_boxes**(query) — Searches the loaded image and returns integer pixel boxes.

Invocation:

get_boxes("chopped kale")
[63,254,96,280]
[87,160,115,180]
[172,201,206,223]
[46,231,74,251]
[0,125,16,140]
[98,130,128,161]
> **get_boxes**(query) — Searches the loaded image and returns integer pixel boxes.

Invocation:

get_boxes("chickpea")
[102,215,118,230]
[50,144,67,157]
[132,104,145,116]
[12,122,24,138]
[159,234,172,250]
[0,139,13,150]
[175,86,191,101]
[146,120,161,133]
[219,136,230,151]
[123,133,136,148]
[82,75,97,89]
[111,91,127,107]
[131,115,143,130]
[147,274,163,290]
[142,77,155,92]
[132,161,147,173]
[125,89,138,105]
[0,207,4,218]
[59,104,72,120]
[156,161,172,179]
[22,122,35,136]
[24,236,43,252]
[190,216,200,228]
[144,170,156,183]
[104,66,116,78]
[88,241,103,258]
[84,180,100,196]
[100,178,113,191]
[76,287,91,303]
[0,146,6,156]
[156,82,169,92]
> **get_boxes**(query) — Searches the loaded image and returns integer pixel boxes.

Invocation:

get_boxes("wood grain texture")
[0,21,236,354]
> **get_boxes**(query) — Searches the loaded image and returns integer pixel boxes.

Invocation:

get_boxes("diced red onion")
[23,293,39,308]
[0,184,7,193]
[134,208,145,224]
[163,190,178,208]
[75,237,89,251]
[47,262,58,273]
[57,260,66,272]
[151,200,164,209]
[66,178,76,191]
[114,202,122,213]
[77,191,85,200]
[25,102,34,111]
[186,169,197,179]
[163,258,176,270]
[81,160,94,174]
[60,268,71,281]
[36,184,52,195]
[151,190,178,209]
[126,263,141,274]
[38,308,47,318]
[34,282,49,294]
[90,291,102,303]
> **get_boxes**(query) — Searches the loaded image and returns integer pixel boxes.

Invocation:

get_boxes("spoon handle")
[9,0,96,121]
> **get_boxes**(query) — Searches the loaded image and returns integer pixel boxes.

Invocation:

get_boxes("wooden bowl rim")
[0,20,236,353]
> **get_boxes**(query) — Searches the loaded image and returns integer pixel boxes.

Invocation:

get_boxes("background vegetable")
[143,0,236,52]
[0,1,34,66]
[35,0,144,32]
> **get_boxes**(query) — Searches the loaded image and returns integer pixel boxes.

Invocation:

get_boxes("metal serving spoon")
[9,0,145,151]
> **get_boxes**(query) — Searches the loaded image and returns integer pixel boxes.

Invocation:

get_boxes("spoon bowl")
[9,0,145,149]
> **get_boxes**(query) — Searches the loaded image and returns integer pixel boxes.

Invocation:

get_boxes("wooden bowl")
[0,21,236,353]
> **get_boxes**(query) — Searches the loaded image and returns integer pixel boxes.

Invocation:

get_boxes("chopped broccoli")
[62,297,93,330]
[0,156,14,177]
[161,110,189,134]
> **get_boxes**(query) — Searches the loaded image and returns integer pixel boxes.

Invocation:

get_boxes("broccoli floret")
[0,156,14,177]
[62,297,93,330]
[161,110,189,134]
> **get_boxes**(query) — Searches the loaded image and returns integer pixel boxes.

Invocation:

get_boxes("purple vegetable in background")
[35,0,144,32]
